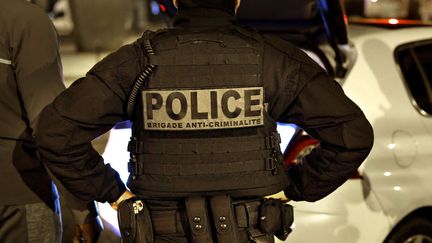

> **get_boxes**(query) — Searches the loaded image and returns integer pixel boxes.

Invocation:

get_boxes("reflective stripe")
[0,58,12,65]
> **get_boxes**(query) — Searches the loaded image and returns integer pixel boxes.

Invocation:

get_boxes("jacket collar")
[173,8,237,28]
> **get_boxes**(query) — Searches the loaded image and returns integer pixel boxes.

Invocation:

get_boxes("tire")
[385,217,432,243]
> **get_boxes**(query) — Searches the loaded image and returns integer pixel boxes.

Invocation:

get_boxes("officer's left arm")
[35,42,145,203]
[277,73,374,202]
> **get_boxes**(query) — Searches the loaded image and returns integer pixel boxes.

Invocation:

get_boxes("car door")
[395,40,432,134]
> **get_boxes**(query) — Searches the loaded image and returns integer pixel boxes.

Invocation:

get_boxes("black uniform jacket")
[35,8,374,203]
[0,0,65,205]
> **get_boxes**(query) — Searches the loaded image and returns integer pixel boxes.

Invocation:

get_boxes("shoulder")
[262,34,324,73]
[90,41,144,73]
[93,29,161,70]
[1,1,57,51]
[1,1,52,30]
[228,24,325,73]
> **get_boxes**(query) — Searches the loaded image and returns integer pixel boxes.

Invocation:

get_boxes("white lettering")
[142,87,264,131]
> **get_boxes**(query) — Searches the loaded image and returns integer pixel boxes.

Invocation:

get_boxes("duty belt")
[148,196,293,242]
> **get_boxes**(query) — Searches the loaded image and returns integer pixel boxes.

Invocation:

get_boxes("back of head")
[176,0,237,14]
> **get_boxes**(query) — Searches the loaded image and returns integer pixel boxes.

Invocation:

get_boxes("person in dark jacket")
[34,0,374,242]
[0,0,101,242]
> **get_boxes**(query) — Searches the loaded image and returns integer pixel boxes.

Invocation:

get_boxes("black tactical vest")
[127,27,287,199]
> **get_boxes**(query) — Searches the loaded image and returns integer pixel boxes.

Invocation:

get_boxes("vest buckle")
[128,139,144,154]
[265,132,282,151]
[265,157,279,175]
[128,155,144,176]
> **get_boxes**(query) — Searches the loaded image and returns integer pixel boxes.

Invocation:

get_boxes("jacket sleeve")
[34,42,144,203]
[11,7,65,127]
[280,73,374,202]
[10,5,104,221]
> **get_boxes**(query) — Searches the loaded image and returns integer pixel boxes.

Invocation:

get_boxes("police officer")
[34,0,374,242]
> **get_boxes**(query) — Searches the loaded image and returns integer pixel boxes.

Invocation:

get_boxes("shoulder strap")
[127,31,158,119]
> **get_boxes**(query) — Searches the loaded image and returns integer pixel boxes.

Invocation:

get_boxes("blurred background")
[27,0,432,242]
[29,0,432,85]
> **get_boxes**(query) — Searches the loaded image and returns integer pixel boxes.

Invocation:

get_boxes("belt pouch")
[209,194,239,243]
[274,203,294,241]
[234,200,275,243]
[118,198,154,243]
[259,199,294,241]
[259,199,282,233]
[185,196,213,243]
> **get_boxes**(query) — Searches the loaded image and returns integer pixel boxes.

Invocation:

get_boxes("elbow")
[34,104,70,155]
[343,115,374,160]
[34,105,51,149]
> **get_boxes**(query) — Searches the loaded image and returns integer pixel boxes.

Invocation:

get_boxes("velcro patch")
[142,87,264,130]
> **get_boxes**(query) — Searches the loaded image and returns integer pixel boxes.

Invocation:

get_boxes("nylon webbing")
[142,159,266,176]
[142,139,266,155]
[177,33,223,43]
[148,53,260,66]
[132,170,283,194]
[130,134,280,155]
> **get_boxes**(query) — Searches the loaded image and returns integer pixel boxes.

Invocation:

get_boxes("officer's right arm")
[280,74,374,202]
[110,190,135,211]
[263,38,373,202]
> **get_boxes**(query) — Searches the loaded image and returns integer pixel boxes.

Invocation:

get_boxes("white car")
[282,23,432,243]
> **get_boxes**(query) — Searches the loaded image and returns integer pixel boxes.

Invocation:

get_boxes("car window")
[395,40,432,116]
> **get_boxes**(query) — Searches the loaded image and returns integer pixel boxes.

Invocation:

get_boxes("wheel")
[385,217,432,243]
